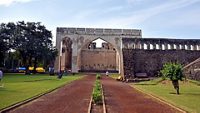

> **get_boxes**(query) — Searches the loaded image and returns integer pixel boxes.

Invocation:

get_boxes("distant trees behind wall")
[0,21,58,73]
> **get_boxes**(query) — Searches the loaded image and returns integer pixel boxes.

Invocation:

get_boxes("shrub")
[92,80,102,104]
[96,74,101,79]
[160,62,184,94]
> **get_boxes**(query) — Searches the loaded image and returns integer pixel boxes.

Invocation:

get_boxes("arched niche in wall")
[173,44,177,50]
[156,44,159,49]
[144,43,147,50]
[150,44,153,50]
[168,44,171,50]
[185,45,188,50]
[162,44,165,50]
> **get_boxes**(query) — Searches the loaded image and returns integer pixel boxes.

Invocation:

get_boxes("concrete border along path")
[8,75,95,113]
[102,76,181,113]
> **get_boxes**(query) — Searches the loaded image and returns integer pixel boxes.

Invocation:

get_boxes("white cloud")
[0,0,33,6]
[94,0,200,28]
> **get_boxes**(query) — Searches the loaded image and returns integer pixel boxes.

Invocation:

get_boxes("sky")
[0,0,200,44]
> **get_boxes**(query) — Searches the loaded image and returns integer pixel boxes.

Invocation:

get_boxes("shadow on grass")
[169,92,179,95]
[134,83,157,85]
[23,79,57,82]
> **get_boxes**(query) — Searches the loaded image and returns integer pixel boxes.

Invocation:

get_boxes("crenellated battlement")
[122,38,200,51]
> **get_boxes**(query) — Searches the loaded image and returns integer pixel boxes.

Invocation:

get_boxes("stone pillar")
[141,43,144,49]
[182,44,186,50]
[193,45,197,50]
[188,45,191,50]
[176,44,180,50]
[71,39,78,73]
[54,33,62,72]
[61,47,66,71]
[133,43,136,49]
[135,42,140,49]
[170,44,174,50]
[147,43,150,50]
[164,43,168,50]
[159,44,162,50]
[153,43,156,49]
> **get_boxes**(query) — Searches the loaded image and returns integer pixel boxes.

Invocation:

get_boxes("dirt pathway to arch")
[7,75,95,113]
[101,76,182,113]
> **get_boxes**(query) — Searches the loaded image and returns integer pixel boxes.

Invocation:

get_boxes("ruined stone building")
[55,27,200,81]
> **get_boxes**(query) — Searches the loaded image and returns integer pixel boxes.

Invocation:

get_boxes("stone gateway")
[55,27,200,80]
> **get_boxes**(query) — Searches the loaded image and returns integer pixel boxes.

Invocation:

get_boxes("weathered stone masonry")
[122,38,200,79]
[55,27,142,75]
[55,27,200,80]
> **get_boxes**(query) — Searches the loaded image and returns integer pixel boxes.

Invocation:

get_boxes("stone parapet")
[123,38,200,50]
[57,27,142,36]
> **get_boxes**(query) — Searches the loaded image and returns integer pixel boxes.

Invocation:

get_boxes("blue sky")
[0,0,200,43]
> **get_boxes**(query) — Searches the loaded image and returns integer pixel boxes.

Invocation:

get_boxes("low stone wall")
[123,49,200,78]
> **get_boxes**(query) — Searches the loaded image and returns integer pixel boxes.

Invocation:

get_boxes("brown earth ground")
[101,76,181,113]
[7,75,95,113]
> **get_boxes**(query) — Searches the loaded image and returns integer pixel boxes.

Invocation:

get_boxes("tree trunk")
[25,56,32,75]
[33,57,37,74]
[172,80,179,94]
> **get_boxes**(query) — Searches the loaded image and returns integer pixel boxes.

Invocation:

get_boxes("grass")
[92,79,102,104]
[131,78,200,113]
[0,73,83,110]
[109,73,121,79]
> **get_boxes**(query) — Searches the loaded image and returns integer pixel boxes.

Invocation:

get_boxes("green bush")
[96,74,101,79]
[92,80,102,104]
[160,62,184,94]
[161,63,183,81]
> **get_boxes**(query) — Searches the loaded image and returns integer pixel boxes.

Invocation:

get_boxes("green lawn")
[109,73,121,79]
[0,73,83,110]
[131,78,200,113]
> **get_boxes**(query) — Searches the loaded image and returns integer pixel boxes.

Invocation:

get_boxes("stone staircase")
[183,57,200,81]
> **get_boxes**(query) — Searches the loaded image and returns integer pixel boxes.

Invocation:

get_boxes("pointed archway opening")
[79,38,119,73]
[60,37,72,72]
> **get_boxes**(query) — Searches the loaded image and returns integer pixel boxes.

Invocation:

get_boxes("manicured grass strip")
[109,74,120,79]
[0,74,83,110]
[92,79,102,104]
[131,78,200,113]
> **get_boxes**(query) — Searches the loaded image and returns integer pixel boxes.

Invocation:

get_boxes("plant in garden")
[96,74,101,79]
[92,80,102,104]
[160,63,184,94]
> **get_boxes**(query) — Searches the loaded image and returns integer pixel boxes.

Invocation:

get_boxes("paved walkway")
[102,76,181,113]
[8,75,95,113]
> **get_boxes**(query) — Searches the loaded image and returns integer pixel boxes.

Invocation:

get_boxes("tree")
[160,63,184,94]
[0,21,57,73]
[13,21,54,74]
[0,23,16,67]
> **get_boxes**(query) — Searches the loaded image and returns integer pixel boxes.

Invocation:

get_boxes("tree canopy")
[0,21,58,72]
[160,62,184,94]
[161,63,183,81]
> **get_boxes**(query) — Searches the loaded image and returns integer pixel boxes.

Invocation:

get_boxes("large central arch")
[78,37,120,72]
[75,35,123,74]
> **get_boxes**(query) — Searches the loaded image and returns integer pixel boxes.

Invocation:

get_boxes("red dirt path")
[102,76,181,113]
[8,75,95,113]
